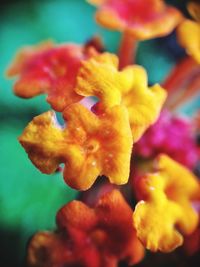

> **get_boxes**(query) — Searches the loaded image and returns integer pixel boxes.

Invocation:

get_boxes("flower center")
[85,139,100,153]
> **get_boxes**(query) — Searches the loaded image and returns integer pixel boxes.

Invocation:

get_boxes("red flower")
[27,190,144,267]
[7,41,98,111]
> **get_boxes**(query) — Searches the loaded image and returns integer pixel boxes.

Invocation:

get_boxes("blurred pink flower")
[135,110,199,169]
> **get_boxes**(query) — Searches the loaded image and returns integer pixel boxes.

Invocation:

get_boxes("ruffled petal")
[88,0,183,40]
[6,42,97,111]
[27,190,144,267]
[75,53,167,142]
[133,173,183,252]
[177,19,200,64]
[97,190,144,265]
[19,104,132,190]
[133,154,200,252]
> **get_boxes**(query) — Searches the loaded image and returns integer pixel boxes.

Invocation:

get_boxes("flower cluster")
[8,43,167,191]
[6,0,200,266]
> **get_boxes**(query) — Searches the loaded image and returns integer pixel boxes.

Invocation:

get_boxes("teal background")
[0,0,199,266]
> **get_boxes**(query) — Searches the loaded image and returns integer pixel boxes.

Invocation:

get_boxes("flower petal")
[88,0,183,40]
[19,110,67,174]
[97,190,144,265]
[6,42,97,111]
[27,190,144,267]
[133,154,200,252]
[19,104,133,190]
[133,173,183,252]
[76,53,167,142]
[177,20,200,64]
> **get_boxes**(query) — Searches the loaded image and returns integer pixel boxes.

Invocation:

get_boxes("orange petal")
[27,231,66,267]
[97,190,144,265]
[57,200,97,231]
[19,104,133,190]
[99,105,133,184]
[187,1,200,22]
[27,190,144,267]
[18,110,68,174]
[62,104,133,189]
[88,0,183,40]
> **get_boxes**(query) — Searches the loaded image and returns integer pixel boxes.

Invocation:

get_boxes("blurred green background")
[0,0,199,266]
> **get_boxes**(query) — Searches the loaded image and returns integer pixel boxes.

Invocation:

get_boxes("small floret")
[133,154,200,252]
[19,104,133,190]
[75,52,167,142]
[27,190,144,267]
[88,0,182,40]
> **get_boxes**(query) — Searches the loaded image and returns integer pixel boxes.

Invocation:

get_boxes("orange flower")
[133,154,200,252]
[27,190,144,267]
[177,2,200,64]
[88,0,182,40]
[6,41,97,111]
[19,103,133,190]
[75,52,167,142]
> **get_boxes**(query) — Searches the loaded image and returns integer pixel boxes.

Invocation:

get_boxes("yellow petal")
[156,154,200,235]
[122,66,167,142]
[133,154,200,252]
[19,111,68,174]
[177,19,200,64]
[133,173,183,252]
[75,53,167,142]
[75,53,123,108]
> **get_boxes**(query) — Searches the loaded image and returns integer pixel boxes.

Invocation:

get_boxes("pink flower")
[135,110,199,169]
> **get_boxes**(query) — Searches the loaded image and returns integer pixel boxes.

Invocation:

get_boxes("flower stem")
[168,73,200,110]
[162,57,198,92]
[163,56,200,109]
[118,32,137,69]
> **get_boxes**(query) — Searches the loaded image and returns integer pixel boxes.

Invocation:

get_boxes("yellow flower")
[177,2,200,64]
[133,154,200,252]
[19,103,133,190]
[75,52,167,142]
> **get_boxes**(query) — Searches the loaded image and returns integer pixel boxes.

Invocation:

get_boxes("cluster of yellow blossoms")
[6,0,200,266]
